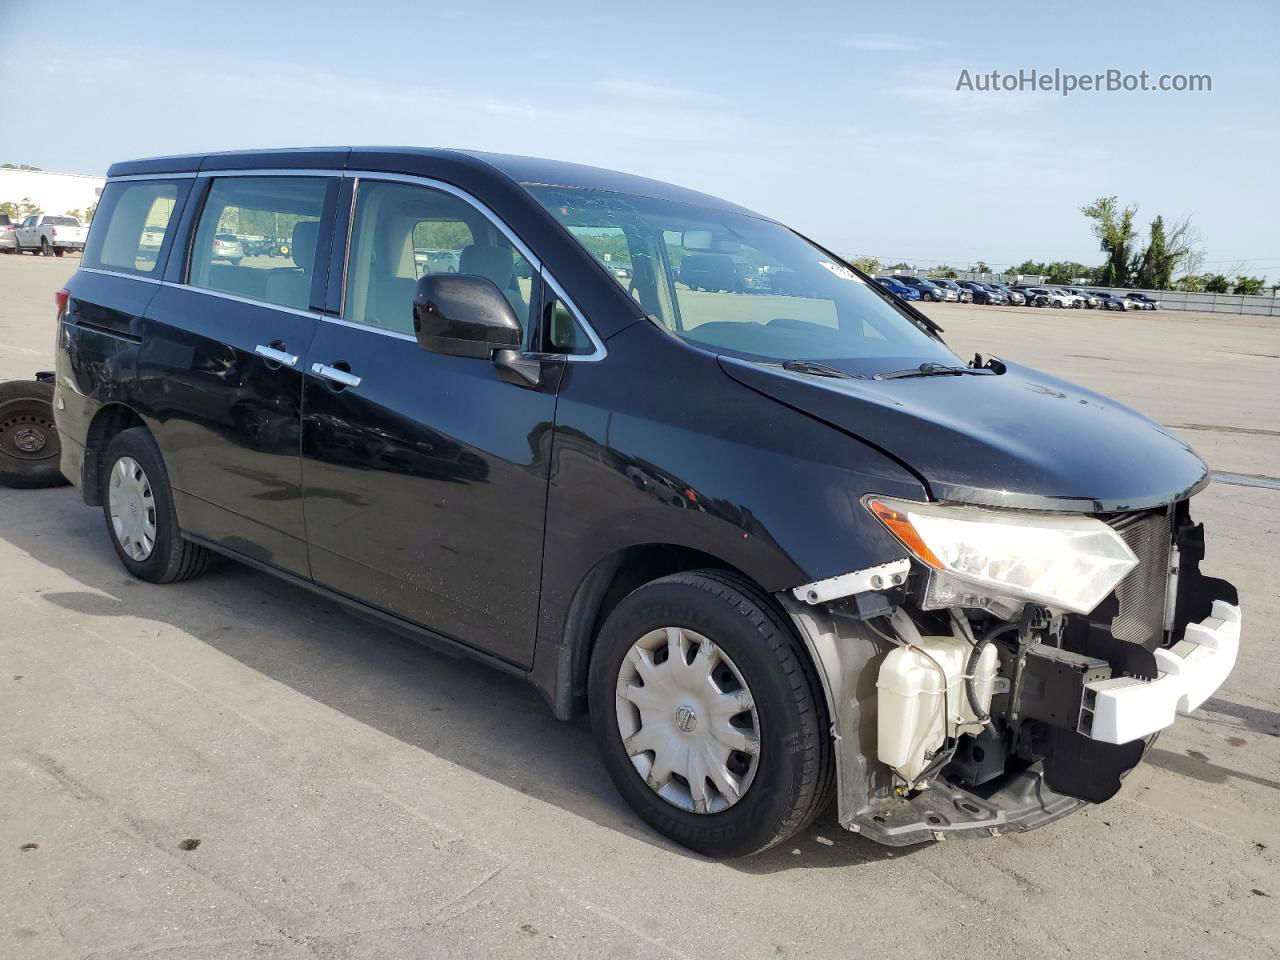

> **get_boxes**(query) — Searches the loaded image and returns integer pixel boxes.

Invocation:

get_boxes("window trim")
[82,177,194,279]
[96,167,607,359]
[181,172,336,313]
[339,172,605,361]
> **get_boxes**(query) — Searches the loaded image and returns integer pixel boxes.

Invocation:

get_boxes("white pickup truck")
[14,214,88,257]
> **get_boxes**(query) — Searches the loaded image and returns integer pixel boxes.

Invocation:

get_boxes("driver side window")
[343,180,534,337]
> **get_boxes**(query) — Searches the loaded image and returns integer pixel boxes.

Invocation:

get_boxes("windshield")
[527,185,958,375]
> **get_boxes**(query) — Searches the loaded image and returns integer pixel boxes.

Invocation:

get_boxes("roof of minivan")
[106,147,764,217]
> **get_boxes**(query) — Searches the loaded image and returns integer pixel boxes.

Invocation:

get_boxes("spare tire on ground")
[0,379,70,488]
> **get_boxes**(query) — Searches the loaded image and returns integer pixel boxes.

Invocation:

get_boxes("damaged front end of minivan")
[780,495,1240,845]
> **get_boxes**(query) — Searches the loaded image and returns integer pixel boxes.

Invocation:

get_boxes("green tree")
[884,261,912,271]
[1043,261,1093,284]
[970,261,992,274]
[849,256,880,275]
[1233,275,1266,296]
[1081,196,1139,287]
[1133,214,1202,290]
[932,264,959,278]
[70,201,98,224]
[1203,273,1231,293]
[1177,274,1205,292]
[1013,260,1047,276]
[0,197,43,219]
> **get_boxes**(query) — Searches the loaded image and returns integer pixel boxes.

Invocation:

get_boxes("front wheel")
[101,427,212,583]
[589,570,833,858]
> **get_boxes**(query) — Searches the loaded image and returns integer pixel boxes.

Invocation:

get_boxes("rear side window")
[83,180,188,275]
[189,177,329,311]
[43,215,80,226]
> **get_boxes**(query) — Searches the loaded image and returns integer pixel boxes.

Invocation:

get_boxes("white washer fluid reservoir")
[876,635,999,784]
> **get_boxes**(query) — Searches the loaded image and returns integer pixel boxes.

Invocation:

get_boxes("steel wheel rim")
[615,626,761,814]
[107,456,157,561]
[0,401,58,463]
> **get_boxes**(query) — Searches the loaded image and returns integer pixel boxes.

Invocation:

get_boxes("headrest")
[292,220,319,272]
[459,244,514,288]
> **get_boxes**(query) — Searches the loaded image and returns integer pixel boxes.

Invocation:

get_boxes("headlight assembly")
[866,496,1138,616]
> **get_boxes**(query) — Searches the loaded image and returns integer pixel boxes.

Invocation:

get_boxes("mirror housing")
[413,274,522,358]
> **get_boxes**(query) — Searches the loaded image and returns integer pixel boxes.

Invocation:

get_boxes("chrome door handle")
[254,344,298,366]
[311,362,361,388]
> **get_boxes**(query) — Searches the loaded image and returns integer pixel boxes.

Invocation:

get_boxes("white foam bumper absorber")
[1083,600,1241,745]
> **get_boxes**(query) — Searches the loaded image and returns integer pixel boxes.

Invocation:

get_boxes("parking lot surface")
[2,253,1278,959]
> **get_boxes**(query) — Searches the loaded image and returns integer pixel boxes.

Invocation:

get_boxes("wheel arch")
[81,403,147,505]
[532,541,792,721]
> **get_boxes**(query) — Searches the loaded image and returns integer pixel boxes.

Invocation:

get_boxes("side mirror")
[413,274,522,359]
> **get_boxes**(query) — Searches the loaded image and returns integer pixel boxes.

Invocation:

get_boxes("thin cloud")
[843,33,926,52]
[596,79,721,104]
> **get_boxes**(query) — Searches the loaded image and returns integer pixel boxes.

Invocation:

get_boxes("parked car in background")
[929,277,973,302]
[0,214,18,253]
[893,275,949,301]
[1126,293,1160,310]
[874,276,922,301]
[137,225,167,262]
[1065,288,1103,309]
[1048,287,1087,309]
[957,280,1005,305]
[1089,291,1135,311]
[1017,286,1075,308]
[987,282,1025,305]
[415,248,462,274]
[1012,286,1053,307]
[13,214,88,257]
[210,233,244,265]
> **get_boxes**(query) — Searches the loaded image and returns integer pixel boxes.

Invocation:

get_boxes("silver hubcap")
[107,456,157,561]
[615,627,760,814]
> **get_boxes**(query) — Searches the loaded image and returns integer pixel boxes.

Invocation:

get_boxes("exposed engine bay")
[783,498,1241,845]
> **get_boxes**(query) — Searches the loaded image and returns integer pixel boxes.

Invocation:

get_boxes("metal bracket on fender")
[791,558,910,605]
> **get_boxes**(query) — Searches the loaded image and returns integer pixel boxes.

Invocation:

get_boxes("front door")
[300,177,557,666]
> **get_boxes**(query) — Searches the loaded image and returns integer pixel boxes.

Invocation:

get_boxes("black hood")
[721,356,1209,513]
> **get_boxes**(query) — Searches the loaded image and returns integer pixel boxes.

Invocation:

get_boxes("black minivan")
[54,148,1240,857]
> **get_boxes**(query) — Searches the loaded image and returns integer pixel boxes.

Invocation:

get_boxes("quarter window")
[343,179,534,337]
[82,179,188,275]
[189,177,328,310]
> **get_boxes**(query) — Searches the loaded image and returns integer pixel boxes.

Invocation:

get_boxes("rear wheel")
[589,570,833,858]
[101,427,212,583]
[40,237,52,257]
[0,380,68,489]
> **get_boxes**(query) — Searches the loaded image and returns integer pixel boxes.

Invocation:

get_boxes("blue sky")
[2,0,1276,276]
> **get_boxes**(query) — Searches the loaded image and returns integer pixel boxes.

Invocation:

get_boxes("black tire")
[54,247,65,258]
[589,570,833,858]
[100,427,212,583]
[0,380,69,489]
[40,237,52,257]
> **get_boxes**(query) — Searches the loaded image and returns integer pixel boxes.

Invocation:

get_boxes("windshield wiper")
[780,359,864,379]
[874,362,989,380]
